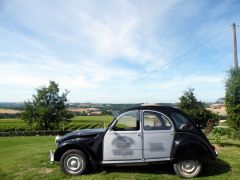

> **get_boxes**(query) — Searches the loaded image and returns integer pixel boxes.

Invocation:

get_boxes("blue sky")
[0,0,240,103]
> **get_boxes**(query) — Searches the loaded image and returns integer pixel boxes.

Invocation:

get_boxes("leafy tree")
[178,88,217,128]
[225,68,240,131]
[21,81,71,130]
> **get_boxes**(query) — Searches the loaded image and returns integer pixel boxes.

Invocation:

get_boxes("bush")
[225,68,240,132]
[178,88,218,128]
[212,127,239,145]
[0,130,71,137]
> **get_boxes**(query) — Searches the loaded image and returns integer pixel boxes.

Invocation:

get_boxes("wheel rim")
[180,160,200,175]
[64,154,84,174]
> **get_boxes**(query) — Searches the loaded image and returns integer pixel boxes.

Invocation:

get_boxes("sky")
[0,0,240,103]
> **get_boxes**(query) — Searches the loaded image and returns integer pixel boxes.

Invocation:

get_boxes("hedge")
[0,130,71,137]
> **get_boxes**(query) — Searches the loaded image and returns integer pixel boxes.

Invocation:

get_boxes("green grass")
[0,116,113,131]
[0,136,239,179]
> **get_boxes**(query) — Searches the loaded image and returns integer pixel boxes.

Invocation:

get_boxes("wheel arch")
[54,141,99,169]
[171,133,215,160]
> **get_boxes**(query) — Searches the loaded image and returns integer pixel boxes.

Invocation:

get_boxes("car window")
[113,110,140,131]
[171,112,189,129]
[144,111,172,130]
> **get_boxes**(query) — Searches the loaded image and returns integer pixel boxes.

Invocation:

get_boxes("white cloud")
[0,0,238,102]
[156,75,223,90]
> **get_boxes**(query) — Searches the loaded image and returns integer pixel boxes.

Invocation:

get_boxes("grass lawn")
[0,136,239,180]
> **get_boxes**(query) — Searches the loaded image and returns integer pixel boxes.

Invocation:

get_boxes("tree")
[178,88,217,128]
[225,68,240,131]
[22,81,71,130]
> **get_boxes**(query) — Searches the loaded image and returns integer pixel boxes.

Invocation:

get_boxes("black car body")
[50,105,217,178]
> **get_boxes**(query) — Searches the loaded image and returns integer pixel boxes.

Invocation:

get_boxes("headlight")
[55,135,62,144]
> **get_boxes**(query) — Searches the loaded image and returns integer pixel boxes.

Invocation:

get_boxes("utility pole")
[232,22,238,69]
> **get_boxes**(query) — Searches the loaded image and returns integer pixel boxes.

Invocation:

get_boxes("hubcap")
[64,154,84,174]
[181,160,199,175]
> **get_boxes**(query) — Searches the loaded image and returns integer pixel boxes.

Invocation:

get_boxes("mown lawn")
[0,136,239,180]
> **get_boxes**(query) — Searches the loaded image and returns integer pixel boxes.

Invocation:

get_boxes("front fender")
[171,132,216,160]
[54,140,100,169]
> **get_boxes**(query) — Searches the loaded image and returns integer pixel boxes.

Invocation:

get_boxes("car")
[50,105,217,178]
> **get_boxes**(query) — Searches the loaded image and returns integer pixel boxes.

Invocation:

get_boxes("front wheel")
[173,160,202,178]
[60,149,87,175]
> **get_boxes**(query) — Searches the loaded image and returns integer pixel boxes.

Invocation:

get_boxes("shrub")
[178,88,218,128]
[225,68,240,132]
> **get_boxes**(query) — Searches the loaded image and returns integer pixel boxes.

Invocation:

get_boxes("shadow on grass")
[219,142,240,148]
[98,158,230,177]
[101,163,175,175]
[200,158,231,177]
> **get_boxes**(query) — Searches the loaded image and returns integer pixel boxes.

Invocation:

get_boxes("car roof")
[123,105,180,114]
[122,105,193,123]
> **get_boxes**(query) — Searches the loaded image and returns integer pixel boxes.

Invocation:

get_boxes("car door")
[103,110,143,161]
[143,110,174,160]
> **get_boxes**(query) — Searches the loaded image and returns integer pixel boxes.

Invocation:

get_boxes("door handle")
[137,133,142,137]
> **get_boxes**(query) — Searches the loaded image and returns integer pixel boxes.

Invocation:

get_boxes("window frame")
[111,110,141,131]
[142,110,174,131]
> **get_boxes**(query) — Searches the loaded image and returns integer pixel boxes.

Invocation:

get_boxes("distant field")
[0,136,239,179]
[0,116,113,132]
[68,107,100,112]
[0,108,21,114]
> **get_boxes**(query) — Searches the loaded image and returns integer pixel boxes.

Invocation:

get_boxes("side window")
[171,112,189,129]
[113,111,140,131]
[144,111,172,130]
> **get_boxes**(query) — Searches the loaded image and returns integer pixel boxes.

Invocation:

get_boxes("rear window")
[171,112,190,129]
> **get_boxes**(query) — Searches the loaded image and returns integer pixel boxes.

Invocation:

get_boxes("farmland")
[0,116,113,132]
[0,108,21,114]
[0,136,239,179]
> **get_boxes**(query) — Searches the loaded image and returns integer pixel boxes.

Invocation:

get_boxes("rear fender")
[171,132,215,160]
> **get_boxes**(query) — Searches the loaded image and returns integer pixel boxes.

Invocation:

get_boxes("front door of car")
[143,110,174,160]
[103,110,142,161]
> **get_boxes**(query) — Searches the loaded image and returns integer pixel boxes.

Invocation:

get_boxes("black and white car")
[50,105,217,178]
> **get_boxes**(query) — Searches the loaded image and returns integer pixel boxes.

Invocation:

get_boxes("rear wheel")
[60,149,87,175]
[173,160,202,178]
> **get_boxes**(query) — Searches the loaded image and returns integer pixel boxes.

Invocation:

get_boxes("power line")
[92,24,234,101]
[127,27,231,86]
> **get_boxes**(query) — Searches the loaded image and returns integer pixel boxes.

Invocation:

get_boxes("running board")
[101,158,170,164]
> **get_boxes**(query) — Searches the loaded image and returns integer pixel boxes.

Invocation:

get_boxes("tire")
[173,160,202,178]
[60,149,87,175]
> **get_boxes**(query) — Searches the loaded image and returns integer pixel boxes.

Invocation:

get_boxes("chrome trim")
[140,109,144,160]
[144,157,170,162]
[102,160,144,164]
[101,158,170,164]
[50,150,54,163]
[55,135,62,144]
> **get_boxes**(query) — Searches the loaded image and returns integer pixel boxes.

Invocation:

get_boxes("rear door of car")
[143,110,174,160]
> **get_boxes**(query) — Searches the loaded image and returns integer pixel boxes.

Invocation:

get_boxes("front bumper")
[50,150,54,163]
